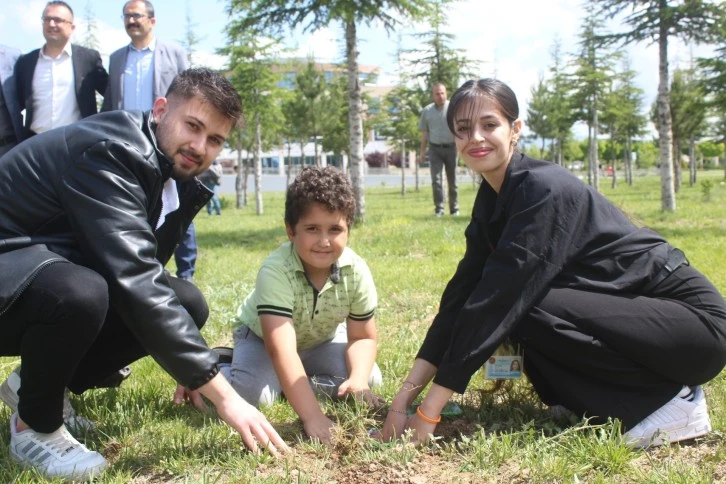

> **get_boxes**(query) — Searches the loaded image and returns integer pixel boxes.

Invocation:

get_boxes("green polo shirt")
[234,241,377,350]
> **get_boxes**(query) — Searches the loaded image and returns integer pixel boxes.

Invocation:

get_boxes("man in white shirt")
[14,1,108,140]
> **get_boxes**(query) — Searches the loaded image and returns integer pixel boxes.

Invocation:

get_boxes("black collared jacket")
[0,110,216,390]
[417,153,675,393]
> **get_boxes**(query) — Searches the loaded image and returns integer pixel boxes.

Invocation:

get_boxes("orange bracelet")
[416,406,441,424]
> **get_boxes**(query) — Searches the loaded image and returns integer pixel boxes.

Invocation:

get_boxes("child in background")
[220,166,382,444]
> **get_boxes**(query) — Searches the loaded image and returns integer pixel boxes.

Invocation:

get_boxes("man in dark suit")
[14,1,108,141]
[103,1,198,283]
[0,44,23,156]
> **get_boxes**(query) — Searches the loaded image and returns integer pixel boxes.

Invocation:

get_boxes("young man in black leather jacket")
[0,67,287,480]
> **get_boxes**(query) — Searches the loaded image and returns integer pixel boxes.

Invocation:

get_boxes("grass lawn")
[1,169,725,482]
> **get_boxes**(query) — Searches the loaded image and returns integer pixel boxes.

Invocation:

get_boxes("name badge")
[485,354,523,379]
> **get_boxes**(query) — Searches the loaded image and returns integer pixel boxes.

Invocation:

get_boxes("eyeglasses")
[121,13,148,21]
[41,16,72,25]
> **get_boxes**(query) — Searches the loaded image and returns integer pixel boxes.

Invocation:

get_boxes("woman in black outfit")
[380,79,726,448]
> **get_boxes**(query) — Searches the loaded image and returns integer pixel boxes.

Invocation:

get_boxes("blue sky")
[2,0,713,138]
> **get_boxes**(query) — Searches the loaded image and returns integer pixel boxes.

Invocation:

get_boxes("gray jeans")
[221,323,382,407]
[429,144,458,213]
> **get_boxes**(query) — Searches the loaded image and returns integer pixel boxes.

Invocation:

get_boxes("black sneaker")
[212,347,233,365]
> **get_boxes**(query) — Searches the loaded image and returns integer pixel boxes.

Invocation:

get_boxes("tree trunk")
[400,140,406,196]
[286,143,293,188]
[243,158,250,207]
[625,136,633,186]
[673,137,681,193]
[610,132,617,190]
[345,20,366,223]
[235,135,245,208]
[689,137,697,185]
[592,96,599,192]
[254,113,263,215]
[587,125,593,186]
[657,13,676,211]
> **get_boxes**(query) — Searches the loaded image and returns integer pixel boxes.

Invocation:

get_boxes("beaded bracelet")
[416,406,441,424]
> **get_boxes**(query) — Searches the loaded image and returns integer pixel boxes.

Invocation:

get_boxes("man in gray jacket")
[0,68,287,481]
[102,0,187,112]
[103,0,200,296]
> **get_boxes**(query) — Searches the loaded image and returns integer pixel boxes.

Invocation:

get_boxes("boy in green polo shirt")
[220,166,382,444]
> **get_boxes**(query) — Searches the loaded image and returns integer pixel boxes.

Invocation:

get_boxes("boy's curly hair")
[285,166,356,230]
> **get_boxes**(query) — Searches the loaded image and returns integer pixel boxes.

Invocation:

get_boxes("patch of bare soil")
[629,438,726,480]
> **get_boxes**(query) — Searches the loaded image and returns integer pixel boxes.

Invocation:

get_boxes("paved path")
[218,172,475,194]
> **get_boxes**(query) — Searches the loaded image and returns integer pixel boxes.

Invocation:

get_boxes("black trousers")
[513,265,726,429]
[0,262,208,432]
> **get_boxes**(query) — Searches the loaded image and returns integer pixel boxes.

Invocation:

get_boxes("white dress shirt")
[30,42,80,134]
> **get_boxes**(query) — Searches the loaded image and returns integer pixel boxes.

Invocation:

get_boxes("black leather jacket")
[0,110,217,390]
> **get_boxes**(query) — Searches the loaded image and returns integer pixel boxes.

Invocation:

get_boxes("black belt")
[0,135,17,148]
[429,142,454,148]
[649,248,689,289]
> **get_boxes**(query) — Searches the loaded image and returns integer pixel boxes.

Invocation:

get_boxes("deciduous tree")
[595,0,725,210]
[226,0,430,222]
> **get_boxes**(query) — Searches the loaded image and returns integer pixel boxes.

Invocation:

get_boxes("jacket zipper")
[0,258,68,317]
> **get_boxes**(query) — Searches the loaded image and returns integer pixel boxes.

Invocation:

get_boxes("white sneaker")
[0,368,95,432]
[623,386,712,448]
[9,413,107,480]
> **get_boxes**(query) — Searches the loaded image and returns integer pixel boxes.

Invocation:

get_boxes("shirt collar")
[286,241,354,275]
[129,36,157,53]
[39,42,72,60]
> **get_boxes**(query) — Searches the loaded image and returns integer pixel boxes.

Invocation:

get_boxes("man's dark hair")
[45,1,74,18]
[165,68,244,128]
[123,0,155,18]
[285,166,356,230]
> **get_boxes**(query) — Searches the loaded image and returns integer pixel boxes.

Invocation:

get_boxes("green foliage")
[698,140,725,159]
[594,0,726,209]
[401,0,478,93]
[698,42,726,144]
[701,179,714,201]
[320,74,353,157]
[526,76,558,158]
[634,140,659,169]
[178,0,205,66]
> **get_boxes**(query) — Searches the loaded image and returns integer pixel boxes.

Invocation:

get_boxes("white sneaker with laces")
[9,413,107,480]
[623,385,712,448]
[0,368,95,432]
